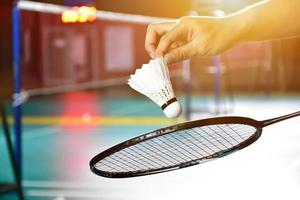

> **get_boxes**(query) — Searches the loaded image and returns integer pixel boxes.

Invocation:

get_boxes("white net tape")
[17,1,172,24]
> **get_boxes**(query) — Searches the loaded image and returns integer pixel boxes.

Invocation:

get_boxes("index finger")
[155,22,185,58]
[145,21,177,58]
[145,25,158,58]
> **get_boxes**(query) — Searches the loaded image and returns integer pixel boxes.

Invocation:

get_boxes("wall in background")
[279,37,300,91]
[0,0,13,97]
[189,38,300,93]
[96,0,190,18]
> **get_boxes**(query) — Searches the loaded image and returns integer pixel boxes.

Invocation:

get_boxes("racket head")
[90,116,263,178]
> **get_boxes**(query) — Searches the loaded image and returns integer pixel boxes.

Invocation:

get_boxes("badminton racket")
[90,111,300,178]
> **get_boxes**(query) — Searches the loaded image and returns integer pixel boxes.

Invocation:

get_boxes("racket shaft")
[261,111,300,127]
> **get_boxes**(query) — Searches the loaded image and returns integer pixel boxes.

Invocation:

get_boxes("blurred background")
[0,0,300,200]
[1,0,300,96]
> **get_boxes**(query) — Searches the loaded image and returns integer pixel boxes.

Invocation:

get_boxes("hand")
[145,20,178,59]
[145,16,247,64]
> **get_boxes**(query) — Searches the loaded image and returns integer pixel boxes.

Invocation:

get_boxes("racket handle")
[261,111,300,127]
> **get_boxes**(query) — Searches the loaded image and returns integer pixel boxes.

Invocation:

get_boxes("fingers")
[164,42,198,64]
[145,21,177,58]
[145,17,212,64]
[145,26,158,58]
[155,23,185,58]
[169,40,185,50]
[145,16,234,65]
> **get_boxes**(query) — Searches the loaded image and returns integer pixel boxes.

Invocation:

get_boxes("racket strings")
[227,125,246,140]
[171,132,207,158]
[95,124,256,173]
[156,135,196,161]
[186,129,217,154]
[209,126,236,146]
[98,125,254,172]
[97,125,254,172]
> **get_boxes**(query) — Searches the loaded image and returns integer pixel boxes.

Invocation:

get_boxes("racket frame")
[90,116,263,178]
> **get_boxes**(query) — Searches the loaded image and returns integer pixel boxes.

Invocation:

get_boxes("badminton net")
[15,1,183,103]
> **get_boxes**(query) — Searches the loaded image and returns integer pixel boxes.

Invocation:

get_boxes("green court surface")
[1,93,300,200]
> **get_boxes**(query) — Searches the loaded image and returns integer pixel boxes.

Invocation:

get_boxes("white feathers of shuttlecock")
[128,58,182,118]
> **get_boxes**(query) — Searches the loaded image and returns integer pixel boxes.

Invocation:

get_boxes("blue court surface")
[1,93,300,200]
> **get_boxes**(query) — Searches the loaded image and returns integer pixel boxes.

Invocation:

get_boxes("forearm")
[230,0,300,41]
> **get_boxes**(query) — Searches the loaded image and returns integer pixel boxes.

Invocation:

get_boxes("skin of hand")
[145,16,247,65]
[145,0,300,65]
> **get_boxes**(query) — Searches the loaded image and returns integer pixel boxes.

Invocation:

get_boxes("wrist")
[226,10,253,42]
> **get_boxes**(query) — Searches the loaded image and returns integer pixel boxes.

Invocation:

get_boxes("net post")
[12,2,22,177]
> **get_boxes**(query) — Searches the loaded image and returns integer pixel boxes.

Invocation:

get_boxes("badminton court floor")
[1,93,300,200]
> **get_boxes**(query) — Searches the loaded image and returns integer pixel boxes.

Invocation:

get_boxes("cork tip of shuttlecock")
[163,101,182,118]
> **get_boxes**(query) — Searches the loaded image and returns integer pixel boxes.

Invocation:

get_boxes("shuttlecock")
[128,58,182,118]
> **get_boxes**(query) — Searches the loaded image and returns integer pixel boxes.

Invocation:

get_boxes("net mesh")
[16,1,180,98]
[94,123,256,174]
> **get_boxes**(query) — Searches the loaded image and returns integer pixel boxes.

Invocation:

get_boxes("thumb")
[164,42,197,64]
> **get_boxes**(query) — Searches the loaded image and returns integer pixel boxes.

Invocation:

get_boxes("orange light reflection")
[61,6,96,23]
